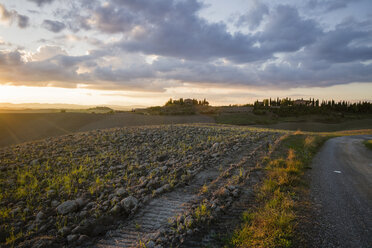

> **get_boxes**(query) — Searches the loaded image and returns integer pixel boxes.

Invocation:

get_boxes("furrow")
[94,134,272,248]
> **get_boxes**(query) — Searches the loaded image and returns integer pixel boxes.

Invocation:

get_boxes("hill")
[0,124,281,247]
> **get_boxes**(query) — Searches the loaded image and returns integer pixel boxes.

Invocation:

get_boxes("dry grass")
[228,134,327,248]
[363,139,372,150]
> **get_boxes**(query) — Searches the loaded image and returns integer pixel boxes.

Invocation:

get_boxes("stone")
[157,154,168,162]
[51,200,60,208]
[75,197,87,208]
[30,159,39,166]
[227,185,236,191]
[39,224,48,232]
[35,211,45,222]
[110,204,122,215]
[10,207,20,216]
[218,188,229,198]
[58,226,71,237]
[47,190,56,196]
[77,234,90,244]
[85,202,95,209]
[79,210,88,218]
[115,187,127,197]
[120,196,138,212]
[154,184,171,195]
[57,200,78,215]
[232,189,239,197]
[67,234,78,243]
[211,142,219,150]
[146,240,156,248]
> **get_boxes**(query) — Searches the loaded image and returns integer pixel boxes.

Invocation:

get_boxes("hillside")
[0,112,214,148]
[0,124,282,247]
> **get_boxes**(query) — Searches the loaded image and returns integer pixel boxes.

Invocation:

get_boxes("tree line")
[165,98,209,106]
[254,97,372,115]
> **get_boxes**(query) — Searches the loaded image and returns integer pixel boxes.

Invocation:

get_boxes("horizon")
[1,0,372,105]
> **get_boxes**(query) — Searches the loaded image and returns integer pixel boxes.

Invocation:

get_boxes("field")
[215,112,372,132]
[1,109,371,247]
[0,112,214,148]
[0,124,284,247]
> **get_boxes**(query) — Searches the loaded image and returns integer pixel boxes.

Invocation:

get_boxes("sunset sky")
[0,0,371,106]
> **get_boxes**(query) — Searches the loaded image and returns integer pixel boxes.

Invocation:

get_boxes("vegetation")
[87,106,114,114]
[254,98,372,116]
[363,139,372,150]
[229,134,327,248]
[136,98,216,115]
[0,124,276,246]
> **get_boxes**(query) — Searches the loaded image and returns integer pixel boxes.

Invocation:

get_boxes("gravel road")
[309,135,372,248]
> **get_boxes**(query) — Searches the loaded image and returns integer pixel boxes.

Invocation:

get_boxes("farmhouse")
[293,99,311,106]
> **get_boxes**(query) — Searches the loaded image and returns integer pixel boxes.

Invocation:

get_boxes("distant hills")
[0,103,147,111]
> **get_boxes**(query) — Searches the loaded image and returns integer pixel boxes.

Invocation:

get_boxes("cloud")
[28,0,55,7]
[0,4,13,23]
[31,45,68,61]
[0,3,30,28]
[258,5,322,53]
[108,0,267,63]
[306,19,372,63]
[88,3,140,33]
[82,1,321,64]
[1,0,372,93]
[307,0,358,11]
[42,19,66,33]
[235,1,269,30]
[1,45,372,93]
[17,14,30,28]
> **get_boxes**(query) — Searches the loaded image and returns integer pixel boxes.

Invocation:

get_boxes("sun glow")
[0,85,158,107]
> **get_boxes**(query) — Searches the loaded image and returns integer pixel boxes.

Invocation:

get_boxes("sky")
[0,0,371,106]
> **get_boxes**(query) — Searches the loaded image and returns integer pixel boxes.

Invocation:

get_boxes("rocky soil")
[0,124,282,247]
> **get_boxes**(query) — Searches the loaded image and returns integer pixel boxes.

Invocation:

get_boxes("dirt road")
[309,135,372,247]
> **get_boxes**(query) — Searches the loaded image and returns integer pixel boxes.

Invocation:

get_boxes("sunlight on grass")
[228,134,327,248]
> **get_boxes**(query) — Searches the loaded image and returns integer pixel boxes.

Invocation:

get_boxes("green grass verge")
[227,133,328,248]
[363,139,372,150]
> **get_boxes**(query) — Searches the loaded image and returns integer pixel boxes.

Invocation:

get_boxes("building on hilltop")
[184,98,194,105]
[293,99,312,106]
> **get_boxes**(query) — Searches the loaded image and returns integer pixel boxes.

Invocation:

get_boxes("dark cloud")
[308,19,372,63]
[258,5,322,53]
[90,3,140,33]
[42,19,66,33]
[109,0,267,63]
[28,0,55,7]
[1,0,372,92]
[1,45,371,92]
[0,3,30,28]
[235,1,269,30]
[17,14,29,28]
[307,0,358,11]
[114,2,323,63]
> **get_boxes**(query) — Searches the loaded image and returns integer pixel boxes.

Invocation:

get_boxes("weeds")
[229,134,327,248]
[363,139,372,150]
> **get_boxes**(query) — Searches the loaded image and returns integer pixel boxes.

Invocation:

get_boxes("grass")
[228,134,328,248]
[363,139,372,150]
[215,112,372,132]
